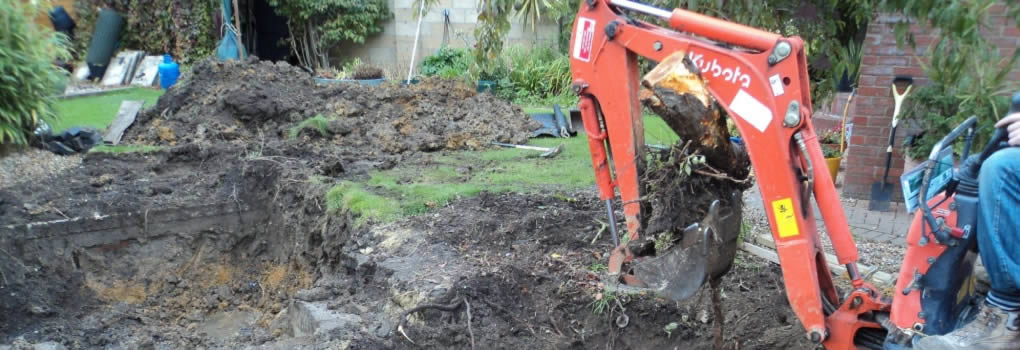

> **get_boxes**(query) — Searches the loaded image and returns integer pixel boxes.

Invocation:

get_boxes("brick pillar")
[843,15,932,201]
[843,5,1019,201]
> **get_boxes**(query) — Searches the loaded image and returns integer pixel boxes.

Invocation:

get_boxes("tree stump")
[638,52,750,179]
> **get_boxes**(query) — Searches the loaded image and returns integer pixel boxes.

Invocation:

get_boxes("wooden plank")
[742,233,896,287]
[104,100,144,145]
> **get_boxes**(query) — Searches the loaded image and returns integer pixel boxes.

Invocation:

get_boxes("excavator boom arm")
[569,1,889,348]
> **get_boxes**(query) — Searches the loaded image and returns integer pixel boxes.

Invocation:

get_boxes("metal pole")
[406,0,426,83]
[605,199,620,247]
[609,0,672,19]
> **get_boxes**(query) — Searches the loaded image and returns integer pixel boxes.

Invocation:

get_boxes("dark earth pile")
[393,192,810,349]
[125,58,538,154]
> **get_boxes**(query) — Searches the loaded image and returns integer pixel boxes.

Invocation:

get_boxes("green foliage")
[421,48,472,79]
[268,0,391,70]
[326,181,401,225]
[289,115,331,139]
[1,0,69,145]
[633,0,875,105]
[889,0,1020,159]
[474,1,515,79]
[493,46,576,106]
[75,0,218,64]
[589,289,616,314]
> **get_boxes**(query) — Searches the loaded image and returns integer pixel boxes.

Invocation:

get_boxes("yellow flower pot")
[825,156,841,184]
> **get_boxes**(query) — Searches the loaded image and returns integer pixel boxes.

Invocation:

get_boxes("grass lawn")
[327,108,681,224]
[51,88,163,133]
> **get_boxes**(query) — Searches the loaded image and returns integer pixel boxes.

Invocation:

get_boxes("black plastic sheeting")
[33,124,103,155]
[530,104,575,138]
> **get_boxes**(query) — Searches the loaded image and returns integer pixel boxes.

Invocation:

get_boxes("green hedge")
[74,0,218,63]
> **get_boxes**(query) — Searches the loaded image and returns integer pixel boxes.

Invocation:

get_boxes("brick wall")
[843,6,1020,201]
[336,0,558,76]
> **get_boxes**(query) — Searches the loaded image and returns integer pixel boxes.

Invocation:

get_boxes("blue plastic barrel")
[158,54,180,89]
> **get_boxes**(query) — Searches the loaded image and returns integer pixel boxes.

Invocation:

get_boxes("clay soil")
[0,58,810,349]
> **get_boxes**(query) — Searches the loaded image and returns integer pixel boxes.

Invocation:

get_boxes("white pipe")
[610,0,672,19]
[407,0,426,82]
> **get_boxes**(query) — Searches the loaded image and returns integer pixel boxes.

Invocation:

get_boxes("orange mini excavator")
[568,0,1020,349]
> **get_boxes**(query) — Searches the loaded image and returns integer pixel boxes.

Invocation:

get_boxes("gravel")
[0,148,82,190]
[741,190,907,275]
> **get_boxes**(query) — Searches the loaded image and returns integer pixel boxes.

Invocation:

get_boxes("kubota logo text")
[688,52,751,88]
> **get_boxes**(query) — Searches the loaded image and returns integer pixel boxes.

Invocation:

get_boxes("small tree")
[1,0,69,145]
[268,0,391,71]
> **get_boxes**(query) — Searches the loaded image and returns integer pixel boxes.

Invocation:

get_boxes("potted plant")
[351,64,385,86]
[823,146,843,184]
[833,41,862,93]
[818,126,844,183]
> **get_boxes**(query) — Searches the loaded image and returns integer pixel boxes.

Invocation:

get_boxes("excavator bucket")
[626,198,743,301]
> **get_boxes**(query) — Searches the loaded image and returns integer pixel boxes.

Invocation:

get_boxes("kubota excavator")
[568,0,1020,349]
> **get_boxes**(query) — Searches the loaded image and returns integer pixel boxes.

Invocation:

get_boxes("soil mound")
[124,58,539,153]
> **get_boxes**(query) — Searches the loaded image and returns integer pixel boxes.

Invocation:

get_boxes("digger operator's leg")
[916,147,1020,350]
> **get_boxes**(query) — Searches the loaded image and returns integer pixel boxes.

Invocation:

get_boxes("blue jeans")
[978,147,1020,303]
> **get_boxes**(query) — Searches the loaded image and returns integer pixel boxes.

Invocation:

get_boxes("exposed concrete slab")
[1,201,264,248]
[130,55,162,87]
[101,51,144,86]
[286,301,362,338]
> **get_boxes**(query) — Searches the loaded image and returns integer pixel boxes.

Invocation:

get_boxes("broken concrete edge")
[740,233,896,288]
[57,87,134,100]
[0,201,260,243]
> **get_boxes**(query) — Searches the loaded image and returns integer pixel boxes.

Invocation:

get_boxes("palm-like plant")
[1,0,69,145]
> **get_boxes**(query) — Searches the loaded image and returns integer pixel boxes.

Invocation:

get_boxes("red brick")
[862,56,879,65]
[851,116,870,127]
[991,36,1019,48]
[858,75,878,88]
[857,86,887,97]
[914,35,936,47]
[893,66,925,78]
[861,64,894,76]
[850,135,866,145]
[878,56,910,66]
[1005,25,1020,37]
[851,125,883,137]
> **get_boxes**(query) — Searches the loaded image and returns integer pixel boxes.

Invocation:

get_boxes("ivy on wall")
[73,0,218,63]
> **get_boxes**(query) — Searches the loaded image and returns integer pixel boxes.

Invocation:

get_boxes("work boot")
[914,303,1020,350]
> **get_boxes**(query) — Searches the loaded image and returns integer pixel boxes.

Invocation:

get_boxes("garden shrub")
[421,48,472,79]
[495,46,576,106]
[1,0,69,145]
[74,0,218,64]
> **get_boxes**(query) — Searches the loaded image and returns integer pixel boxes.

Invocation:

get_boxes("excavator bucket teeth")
[630,199,740,301]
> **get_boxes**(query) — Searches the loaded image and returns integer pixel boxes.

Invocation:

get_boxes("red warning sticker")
[573,17,595,62]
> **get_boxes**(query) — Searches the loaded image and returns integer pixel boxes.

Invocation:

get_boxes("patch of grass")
[590,263,608,273]
[589,289,617,314]
[52,88,163,133]
[737,219,752,247]
[89,144,162,154]
[289,114,330,139]
[326,182,400,224]
[653,230,675,252]
[644,115,679,146]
